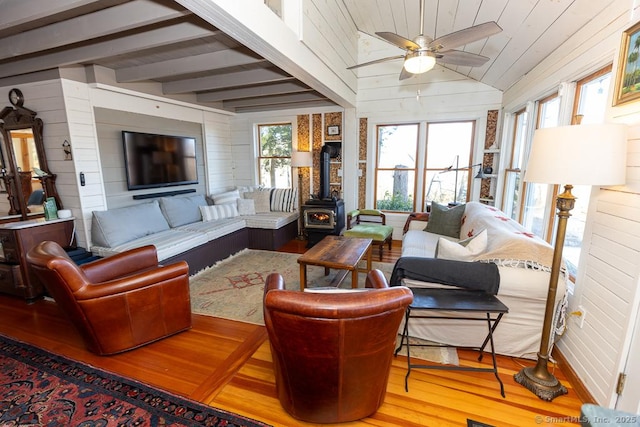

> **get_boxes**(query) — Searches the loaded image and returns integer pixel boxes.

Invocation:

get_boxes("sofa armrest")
[402,212,430,235]
[81,245,160,283]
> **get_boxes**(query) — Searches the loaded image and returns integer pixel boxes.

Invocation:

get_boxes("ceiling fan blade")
[347,55,404,70]
[430,21,502,52]
[399,67,415,81]
[437,50,490,67]
[375,31,421,50]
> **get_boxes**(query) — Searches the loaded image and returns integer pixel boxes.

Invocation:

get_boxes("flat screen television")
[122,131,198,190]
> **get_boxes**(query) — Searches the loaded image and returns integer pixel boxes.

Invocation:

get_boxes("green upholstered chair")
[343,209,393,260]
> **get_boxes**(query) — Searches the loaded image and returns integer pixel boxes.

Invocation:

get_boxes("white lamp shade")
[291,151,313,168]
[404,51,436,74]
[524,123,627,186]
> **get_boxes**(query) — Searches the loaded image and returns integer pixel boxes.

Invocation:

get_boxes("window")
[520,94,560,239]
[424,121,475,207]
[257,123,292,187]
[563,66,612,278]
[374,124,418,212]
[501,109,528,219]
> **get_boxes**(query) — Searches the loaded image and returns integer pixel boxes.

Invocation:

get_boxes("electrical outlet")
[577,305,586,328]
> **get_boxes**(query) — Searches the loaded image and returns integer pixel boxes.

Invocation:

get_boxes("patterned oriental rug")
[189,249,458,366]
[0,334,270,427]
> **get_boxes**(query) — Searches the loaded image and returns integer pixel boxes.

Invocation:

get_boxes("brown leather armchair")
[263,269,413,423]
[27,241,192,355]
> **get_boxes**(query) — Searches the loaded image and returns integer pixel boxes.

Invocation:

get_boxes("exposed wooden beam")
[116,49,266,82]
[222,92,326,108]
[197,81,312,102]
[0,0,128,35]
[0,22,215,79]
[222,92,327,108]
[0,0,190,60]
[163,68,293,94]
[233,99,337,113]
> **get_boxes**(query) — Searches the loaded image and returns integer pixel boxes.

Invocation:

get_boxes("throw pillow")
[159,194,207,227]
[212,189,240,205]
[200,204,239,222]
[244,190,271,213]
[91,200,170,248]
[237,198,256,215]
[425,202,465,238]
[436,229,488,261]
[270,187,298,212]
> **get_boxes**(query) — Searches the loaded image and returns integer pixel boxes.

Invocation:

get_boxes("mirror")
[0,95,62,221]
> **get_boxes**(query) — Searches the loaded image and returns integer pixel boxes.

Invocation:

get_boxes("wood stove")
[302,143,345,247]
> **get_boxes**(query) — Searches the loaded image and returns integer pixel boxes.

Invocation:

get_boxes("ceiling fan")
[347,0,502,80]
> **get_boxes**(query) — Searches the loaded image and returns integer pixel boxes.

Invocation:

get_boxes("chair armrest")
[81,245,159,283]
[346,210,360,229]
[264,273,286,296]
[365,269,390,289]
[402,212,430,235]
[75,261,189,300]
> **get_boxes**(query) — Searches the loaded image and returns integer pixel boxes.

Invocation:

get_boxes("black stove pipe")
[318,144,340,200]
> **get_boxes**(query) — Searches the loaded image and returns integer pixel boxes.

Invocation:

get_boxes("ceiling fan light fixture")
[404,51,436,74]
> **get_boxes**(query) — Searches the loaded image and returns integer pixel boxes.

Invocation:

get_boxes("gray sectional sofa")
[90,190,298,274]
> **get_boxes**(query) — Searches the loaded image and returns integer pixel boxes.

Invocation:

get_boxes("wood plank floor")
[0,239,585,427]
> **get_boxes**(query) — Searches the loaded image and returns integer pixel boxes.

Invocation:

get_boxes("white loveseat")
[90,189,298,274]
[396,201,567,359]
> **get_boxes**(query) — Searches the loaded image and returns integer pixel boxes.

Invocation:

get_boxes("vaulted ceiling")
[0,0,622,113]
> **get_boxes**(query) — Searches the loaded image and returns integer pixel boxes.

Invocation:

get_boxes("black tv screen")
[122,131,198,190]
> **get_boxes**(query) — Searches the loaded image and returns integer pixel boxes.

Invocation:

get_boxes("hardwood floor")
[0,239,584,427]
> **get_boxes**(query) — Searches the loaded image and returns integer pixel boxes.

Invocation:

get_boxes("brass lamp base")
[514,354,568,401]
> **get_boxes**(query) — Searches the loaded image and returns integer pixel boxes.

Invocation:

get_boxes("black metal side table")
[395,287,509,397]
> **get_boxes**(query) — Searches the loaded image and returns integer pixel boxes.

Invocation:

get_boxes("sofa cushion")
[212,189,240,205]
[159,194,207,227]
[436,229,487,261]
[237,198,256,215]
[243,211,298,229]
[200,204,239,221]
[244,190,271,213]
[270,188,298,212]
[91,229,208,261]
[236,185,262,197]
[91,200,170,248]
[425,202,465,238]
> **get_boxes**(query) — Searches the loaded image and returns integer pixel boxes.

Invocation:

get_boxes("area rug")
[190,249,394,324]
[189,249,458,365]
[0,334,270,427]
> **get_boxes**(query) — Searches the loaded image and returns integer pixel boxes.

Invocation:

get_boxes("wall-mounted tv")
[122,131,198,190]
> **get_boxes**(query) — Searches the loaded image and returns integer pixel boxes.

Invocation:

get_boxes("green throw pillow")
[425,202,465,238]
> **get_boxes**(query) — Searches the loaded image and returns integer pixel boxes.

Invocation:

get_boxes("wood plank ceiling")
[0,0,621,113]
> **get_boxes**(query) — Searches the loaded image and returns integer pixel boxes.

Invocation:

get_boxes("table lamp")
[514,122,627,400]
[291,151,313,239]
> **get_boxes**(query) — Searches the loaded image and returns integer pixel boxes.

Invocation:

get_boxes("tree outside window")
[374,124,418,212]
[257,123,292,188]
[424,122,474,207]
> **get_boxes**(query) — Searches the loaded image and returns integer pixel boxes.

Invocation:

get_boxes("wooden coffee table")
[297,235,372,291]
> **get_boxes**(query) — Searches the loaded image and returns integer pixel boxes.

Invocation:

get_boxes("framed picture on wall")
[327,125,340,136]
[613,20,640,106]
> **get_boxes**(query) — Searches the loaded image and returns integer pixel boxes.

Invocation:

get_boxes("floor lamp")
[291,151,313,240]
[437,161,485,205]
[514,123,627,401]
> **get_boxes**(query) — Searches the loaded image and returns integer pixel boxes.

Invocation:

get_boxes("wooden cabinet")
[0,217,74,301]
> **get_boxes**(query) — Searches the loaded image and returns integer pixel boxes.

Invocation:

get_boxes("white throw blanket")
[460,202,554,271]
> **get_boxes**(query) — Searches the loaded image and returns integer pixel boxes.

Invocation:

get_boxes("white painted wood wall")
[501,1,640,406]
